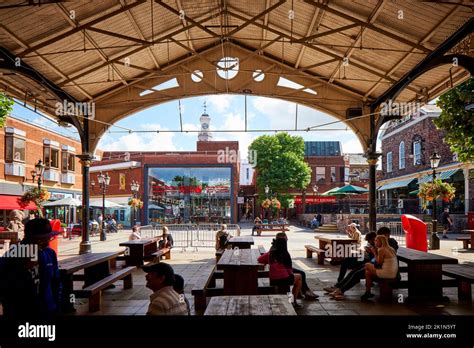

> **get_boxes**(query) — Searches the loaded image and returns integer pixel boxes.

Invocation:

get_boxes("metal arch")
[0,45,84,137]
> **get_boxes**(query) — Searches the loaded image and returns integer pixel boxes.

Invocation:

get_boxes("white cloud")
[207,94,235,113]
[98,123,177,151]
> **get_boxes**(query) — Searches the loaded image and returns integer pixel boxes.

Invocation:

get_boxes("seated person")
[276,233,318,300]
[158,226,174,249]
[215,224,232,250]
[129,225,141,241]
[173,274,190,315]
[252,217,262,236]
[310,216,319,229]
[324,232,377,300]
[258,237,303,309]
[346,223,362,244]
[376,226,398,251]
[361,235,398,301]
[143,262,188,315]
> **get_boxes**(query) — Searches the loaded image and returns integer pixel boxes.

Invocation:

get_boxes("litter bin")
[401,214,428,252]
[49,219,61,256]
[468,212,474,230]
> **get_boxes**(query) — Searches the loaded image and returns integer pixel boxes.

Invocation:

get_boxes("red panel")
[0,195,37,210]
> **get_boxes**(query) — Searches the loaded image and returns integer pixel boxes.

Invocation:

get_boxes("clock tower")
[198,101,212,141]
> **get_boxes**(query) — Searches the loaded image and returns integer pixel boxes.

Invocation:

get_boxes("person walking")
[440,208,453,239]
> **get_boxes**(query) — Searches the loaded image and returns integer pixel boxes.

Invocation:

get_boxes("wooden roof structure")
[0,0,472,151]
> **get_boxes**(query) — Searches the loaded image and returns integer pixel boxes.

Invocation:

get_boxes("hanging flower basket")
[20,187,50,217]
[261,198,271,209]
[418,179,455,209]
[128,198,144,209]
[271,198,281,209]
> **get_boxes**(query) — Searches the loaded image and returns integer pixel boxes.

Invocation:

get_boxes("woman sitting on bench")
[361,235,398,301]
[159,226,174,250]
[257,237,303,309]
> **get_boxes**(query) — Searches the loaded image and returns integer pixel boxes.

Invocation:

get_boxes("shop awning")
[0,195,37,210]
[377,178,417,191]
[418,169,460,184]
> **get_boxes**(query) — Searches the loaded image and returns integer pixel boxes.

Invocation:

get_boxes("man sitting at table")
[0,218,61,318]
[144,262,188,315]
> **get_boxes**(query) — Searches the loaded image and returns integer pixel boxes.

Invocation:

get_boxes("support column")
[77,115,93,254]
[366,153,380,232]
[77,153,93,254]
[464,168,469,214]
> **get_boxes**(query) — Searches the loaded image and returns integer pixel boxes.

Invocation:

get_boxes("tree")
[249,133,311,202]
[434,78,474,162]
[0,93,14,128]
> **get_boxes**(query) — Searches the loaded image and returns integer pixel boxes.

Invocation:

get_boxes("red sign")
[294,196,336,204]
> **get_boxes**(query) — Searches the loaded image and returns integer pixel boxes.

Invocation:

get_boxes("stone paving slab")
[49,223,474,316]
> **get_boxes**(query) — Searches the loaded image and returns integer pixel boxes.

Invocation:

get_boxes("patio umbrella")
[325,185,368,213]
[89,199,124,208]
[148,204,164,210]
[409,189,419,195]
[43,197,82,225]
[43,197,82,207]
[321,187,341,196]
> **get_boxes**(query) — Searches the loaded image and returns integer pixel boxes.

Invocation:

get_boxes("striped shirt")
[146,286,188,316]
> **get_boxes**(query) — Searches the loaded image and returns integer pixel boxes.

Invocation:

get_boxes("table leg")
[406,264,448,302]
[470,233,474,250]
[84,260,111,287]
[126,245,145,267]
[60,273,76,313]
[223,268,258,295]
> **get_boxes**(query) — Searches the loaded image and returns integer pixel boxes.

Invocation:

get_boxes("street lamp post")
[264,185,270,219]
[430,152,441,250]
[97,172,110,241]
[313,185,318,213]
[31,159,45,191]
[130,180,140,226]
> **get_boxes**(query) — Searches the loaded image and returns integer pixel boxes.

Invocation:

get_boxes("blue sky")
[12,94,373,158]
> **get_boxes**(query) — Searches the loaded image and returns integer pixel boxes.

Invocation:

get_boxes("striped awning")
[418,169,459,184]
[377,178,417,191]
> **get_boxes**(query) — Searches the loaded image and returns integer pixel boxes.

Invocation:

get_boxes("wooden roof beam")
[303,0,432,54]
[260,0,271,49]
[363,3,464,99]
[176,0,195,52]
[295,7,321,69]
[18,0,147,58]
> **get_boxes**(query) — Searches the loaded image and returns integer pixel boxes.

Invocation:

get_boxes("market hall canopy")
[1,1,471,251]
[0,1,472,151]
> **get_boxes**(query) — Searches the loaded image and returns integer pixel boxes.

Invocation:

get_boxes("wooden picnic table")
[204,295,297,315]
[314,234,359,264]
[58,251,124,313]
[228,236,254,249]
[119,238,158,266]
[254,223,289,236]
[396,247,458,302]
[461,230,474,250]
[216,248,263,295]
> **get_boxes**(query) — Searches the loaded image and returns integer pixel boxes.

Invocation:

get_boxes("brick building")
[91,141,240,226]
[378,105,473,216]
[0,116,85,226]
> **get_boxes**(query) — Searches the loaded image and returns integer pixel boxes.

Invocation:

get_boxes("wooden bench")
[215,248,225,262]
[442,264,474,301]
[148,247,171,262]
[256,227,289,236]
[456,236,471,249]
[192,266,222,310]
[74,266,136,312]
[377,278,408,302]
[305,245,325,265]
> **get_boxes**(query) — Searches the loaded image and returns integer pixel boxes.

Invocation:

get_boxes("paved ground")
[54,223,474,316]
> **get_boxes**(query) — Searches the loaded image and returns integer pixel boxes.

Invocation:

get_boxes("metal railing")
[140,223,241,251]
[375,221,406,247]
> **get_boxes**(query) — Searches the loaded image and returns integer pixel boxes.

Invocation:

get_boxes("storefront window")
[147,166,232,224]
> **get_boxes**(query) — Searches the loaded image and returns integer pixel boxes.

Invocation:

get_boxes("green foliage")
[0,93,14,128]
[249,133,311,196]
[434,78,474,162]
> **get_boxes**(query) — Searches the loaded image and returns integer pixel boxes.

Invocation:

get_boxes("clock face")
[202,123,209,129]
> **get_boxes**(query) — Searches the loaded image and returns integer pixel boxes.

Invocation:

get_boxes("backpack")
[218,232,229,249]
